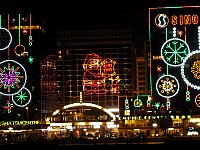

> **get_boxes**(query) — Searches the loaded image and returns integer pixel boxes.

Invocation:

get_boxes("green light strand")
[166,27,168,75]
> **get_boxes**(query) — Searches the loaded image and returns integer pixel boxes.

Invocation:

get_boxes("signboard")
[149,6,200,113]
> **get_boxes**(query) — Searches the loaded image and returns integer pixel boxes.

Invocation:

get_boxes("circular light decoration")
[195,94,200,107]
[12,87,31,107]
[124,99,129,110]
[0,60,27,96]
[14,44,27,57]
[161,38,190,67]
[0,28,12,50]
[155,14,169,28]
[166,100,171,108]
[156,74,179,98]
[133,98,142,107]
[181,50,200,90]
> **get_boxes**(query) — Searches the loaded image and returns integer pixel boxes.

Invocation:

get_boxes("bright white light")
[181,50,200,90]
[0,28,12,51]
[152,123,157,127]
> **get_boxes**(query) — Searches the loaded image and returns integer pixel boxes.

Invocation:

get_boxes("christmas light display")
[0,60,27,96]
[161,38,190,67]
[149,6,200,111]
[156,74,179,98]
[1,100,13,113]
[0,28,12,50]
[83,53,125,95]
[124,98,130,115]
[0,13,34,120]
[12,87,31,107]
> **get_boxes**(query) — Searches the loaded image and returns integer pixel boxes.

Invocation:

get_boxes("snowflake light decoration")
[154,102,160,109]
[161,38,190,67]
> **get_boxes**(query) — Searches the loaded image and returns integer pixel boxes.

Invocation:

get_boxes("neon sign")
[155,13,199,28]
[149,6,200,112]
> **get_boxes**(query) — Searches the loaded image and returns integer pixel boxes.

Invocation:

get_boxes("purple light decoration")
[0,60,27,96]
[0,69,17,86]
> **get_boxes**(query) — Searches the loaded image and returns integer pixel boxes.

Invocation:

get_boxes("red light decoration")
[1,100,13,113]
[22,29,28,35]
[83,53,122,95]
[156,65,162,73]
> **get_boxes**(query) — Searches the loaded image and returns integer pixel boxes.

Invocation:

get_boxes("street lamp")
[26,107,28,120]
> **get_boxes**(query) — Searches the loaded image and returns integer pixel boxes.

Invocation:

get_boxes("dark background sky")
[1,0,200,51]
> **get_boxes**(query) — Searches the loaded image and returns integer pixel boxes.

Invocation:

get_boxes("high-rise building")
[40,55,57,114]
[40,28,137,116]
[0,13,48,122]
[135,56,149,95]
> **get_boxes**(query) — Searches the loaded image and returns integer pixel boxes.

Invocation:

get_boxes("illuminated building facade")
[0,13,48,122]
[40,55,58,114]
[135,56,149,95]
[117,6,200,137]
[41,28,136,115]
[149,6,200,115]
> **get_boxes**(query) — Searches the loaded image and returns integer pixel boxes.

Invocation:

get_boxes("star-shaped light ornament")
[28,56,34,64]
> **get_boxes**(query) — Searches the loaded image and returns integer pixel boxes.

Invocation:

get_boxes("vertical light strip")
[198,26,200,50]
[7,14,11,104]
[30,14,32,36]
[185,26,189,95]
[118,95,119,116]
[0,15,1,28]
[184,27,187,42]
[166,27,168,75]
[8,14,10,60]
[148,8,152,95]
[18,14,20,45]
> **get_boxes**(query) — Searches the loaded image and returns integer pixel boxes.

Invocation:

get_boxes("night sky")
[1,0,200,52]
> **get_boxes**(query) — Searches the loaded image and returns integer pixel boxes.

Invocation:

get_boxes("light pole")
[26,107,28,121]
